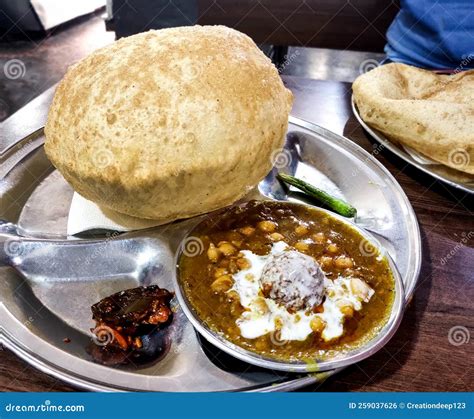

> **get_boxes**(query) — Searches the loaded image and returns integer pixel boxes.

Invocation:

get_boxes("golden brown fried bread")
[353,63,474,174]
[45,25,293,220]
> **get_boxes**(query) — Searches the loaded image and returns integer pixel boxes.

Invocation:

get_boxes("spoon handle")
[0,221,20,265]
[0,221,170,284]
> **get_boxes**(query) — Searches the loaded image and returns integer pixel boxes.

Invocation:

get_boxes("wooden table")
[0,77,472,392]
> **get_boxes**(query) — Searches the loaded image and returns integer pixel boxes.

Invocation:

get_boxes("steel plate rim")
[350,96,474,194]
[0,327,124,392]
[0,323,317,392]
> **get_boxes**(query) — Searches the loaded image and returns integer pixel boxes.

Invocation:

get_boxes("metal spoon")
[0,220,170,284]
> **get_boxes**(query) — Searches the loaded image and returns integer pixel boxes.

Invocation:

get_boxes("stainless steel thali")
[0,91,421,391]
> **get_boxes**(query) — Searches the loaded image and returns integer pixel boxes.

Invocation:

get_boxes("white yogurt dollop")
[230,241,374,342]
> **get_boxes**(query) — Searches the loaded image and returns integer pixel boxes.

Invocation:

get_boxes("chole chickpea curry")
[178,201,395,361]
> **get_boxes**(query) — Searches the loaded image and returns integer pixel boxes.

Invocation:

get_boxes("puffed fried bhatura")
[45,25,293,221]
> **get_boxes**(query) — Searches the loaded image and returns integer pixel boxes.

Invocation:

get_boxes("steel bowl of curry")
[175,200,405,372]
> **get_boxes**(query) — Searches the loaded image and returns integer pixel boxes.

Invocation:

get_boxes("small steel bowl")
[174,200,405,373]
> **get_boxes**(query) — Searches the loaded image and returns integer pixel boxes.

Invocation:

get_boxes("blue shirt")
[385,0,474,69]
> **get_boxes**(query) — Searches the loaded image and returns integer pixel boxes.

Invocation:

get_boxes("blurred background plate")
[352,97,474,195]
